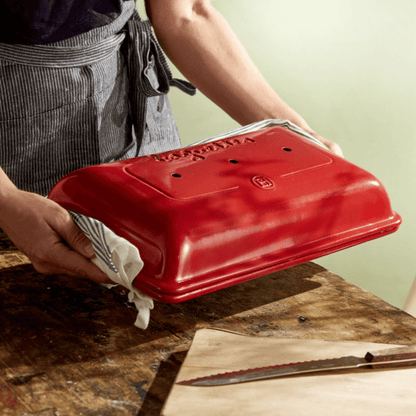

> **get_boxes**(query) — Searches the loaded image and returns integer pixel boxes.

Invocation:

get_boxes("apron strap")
[126,14,196,97]
[0,34,126,68]
[0,11,196,97]
[124,11,196,142]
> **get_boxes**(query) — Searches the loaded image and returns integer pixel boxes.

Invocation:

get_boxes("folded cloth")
[69,212,153,329]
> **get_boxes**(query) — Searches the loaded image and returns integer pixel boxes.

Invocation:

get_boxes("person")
[0,0,342,284]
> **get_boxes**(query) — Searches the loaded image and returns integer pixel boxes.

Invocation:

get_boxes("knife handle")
[365,344,416,368]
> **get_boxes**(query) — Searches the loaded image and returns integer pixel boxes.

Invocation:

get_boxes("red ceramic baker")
[48,126,401,302]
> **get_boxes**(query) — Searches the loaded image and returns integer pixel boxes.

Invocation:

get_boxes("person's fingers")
[44,211,111,283]
[32,240,112,283]
[57,213,96,259]
[320,138,344,158]
[308,132,344,158]
[51,245,112,283]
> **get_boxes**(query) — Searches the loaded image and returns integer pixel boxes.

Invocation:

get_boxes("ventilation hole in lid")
[283,147,292,152]
[171,173,182,178]
[229,159,239,164]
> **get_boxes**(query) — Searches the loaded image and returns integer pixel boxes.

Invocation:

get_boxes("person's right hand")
[0,188,111,283]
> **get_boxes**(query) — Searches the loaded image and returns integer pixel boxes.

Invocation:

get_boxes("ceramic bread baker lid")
[48,126,401,302]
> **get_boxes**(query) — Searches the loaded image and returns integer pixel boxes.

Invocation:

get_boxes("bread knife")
[177,344,416,386]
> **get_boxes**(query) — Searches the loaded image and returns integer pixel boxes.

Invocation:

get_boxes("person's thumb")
[61,220,96,259]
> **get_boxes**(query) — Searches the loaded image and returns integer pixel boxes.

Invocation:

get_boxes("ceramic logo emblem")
[251,175,275,189]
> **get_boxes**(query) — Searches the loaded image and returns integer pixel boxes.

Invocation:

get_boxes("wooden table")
[1,233,416,416]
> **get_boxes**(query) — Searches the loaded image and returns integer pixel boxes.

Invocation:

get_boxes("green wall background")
[137,1,416,309]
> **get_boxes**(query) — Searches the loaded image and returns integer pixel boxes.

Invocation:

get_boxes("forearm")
[146,0,313,131]
[0,167,18,218]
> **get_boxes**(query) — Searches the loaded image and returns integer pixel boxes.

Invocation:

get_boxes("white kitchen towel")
[69,211,153,329]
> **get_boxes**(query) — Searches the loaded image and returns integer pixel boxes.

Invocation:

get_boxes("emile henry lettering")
[151,137,256,162]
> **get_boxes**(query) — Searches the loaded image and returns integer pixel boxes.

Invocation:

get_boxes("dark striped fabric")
[0,0,195,197]
[69,211,119,274]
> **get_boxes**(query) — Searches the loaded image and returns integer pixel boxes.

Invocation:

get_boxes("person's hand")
[307,131,344,158]
[0,188,111,283]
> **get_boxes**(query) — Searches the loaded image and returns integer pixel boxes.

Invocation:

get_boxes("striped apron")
[0,0,195,197]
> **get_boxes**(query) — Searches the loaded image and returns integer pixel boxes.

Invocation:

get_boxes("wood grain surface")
[1,233,415,415]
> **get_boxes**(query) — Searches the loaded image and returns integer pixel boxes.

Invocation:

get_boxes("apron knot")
[126,15,196,98]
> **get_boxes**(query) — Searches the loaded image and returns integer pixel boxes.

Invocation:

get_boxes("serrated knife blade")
[177,344,416,386]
